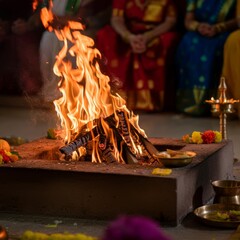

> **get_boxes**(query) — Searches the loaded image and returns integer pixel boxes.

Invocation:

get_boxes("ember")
[40,1,162,165]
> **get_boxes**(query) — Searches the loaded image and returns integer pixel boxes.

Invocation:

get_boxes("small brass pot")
[212,180,240,205]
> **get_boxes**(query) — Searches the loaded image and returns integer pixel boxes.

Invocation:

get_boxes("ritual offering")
[194,203,240,228]
[0,138,19,164]
[0,139,10,152]
[154,149,196,168]
[152,168,172,176]
[182,130,222,144]
[21,230,97,240]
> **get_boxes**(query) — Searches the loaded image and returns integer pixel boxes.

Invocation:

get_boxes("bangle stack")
[214,22,227,34]
[144,31,152,40]
[189,21,199,31]
[121,31,131,43]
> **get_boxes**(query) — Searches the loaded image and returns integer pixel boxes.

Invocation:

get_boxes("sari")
[222,30,240,118]
[96,0,179,112]
[176,0,237,116]
[222,2,240,118]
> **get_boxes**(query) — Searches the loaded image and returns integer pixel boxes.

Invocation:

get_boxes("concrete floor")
[1,95,240,240]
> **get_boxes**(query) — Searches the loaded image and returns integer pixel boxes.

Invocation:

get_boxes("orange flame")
[40,3,147,163]
[40,0,54,31]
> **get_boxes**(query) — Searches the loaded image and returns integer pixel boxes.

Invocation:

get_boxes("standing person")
[96,0,179,112]
[175,0,239,117]
[39,0,112,103]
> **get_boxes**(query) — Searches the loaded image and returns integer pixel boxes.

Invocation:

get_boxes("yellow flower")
[214,131,222,143]
[152,168,172,176]
[4,150,12,156]
[191,131,203,144]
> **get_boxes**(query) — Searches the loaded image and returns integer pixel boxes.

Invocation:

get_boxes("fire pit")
[0,137,233,226]
[0,2,235,226]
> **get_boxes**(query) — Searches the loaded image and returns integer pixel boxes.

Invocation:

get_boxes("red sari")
[96,0,179,112]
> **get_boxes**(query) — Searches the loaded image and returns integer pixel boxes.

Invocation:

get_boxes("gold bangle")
[121,31,130,43]
[144,31,152,40]
[214,23,226,34]
[112,8,124,17]
[188,21,200,31]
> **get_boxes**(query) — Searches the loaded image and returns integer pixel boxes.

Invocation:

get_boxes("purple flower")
[101,215,172,240]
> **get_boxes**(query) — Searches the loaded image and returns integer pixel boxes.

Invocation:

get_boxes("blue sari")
[176,0,236,116]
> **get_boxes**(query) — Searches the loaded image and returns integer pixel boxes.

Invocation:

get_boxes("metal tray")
[194,203,240,228]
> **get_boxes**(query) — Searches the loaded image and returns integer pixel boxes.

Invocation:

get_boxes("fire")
[40,2,161,165]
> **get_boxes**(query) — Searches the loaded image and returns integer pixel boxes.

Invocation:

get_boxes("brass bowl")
[212,180,240,204]
[155,151,196,168]
[212,180,240,196]
[194,203,240,228]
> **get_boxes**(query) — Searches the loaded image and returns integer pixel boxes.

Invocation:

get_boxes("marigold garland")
[182,130,222,144]
[0,138,19,164]
[21,231,98,240]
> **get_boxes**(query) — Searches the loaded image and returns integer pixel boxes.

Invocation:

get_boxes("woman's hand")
[197,23,217,37]
[128,34,147,53]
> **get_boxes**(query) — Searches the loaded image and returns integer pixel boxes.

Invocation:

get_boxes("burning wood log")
[59,126,99,160]
[59,111,162,165]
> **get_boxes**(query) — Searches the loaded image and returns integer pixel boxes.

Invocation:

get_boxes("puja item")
[0,139,10,152]
[152,168,172,176]
[212,180,240,205]
[154,149,196,168]
[182,130,222,144]
[0,138,19,164]
[21,230,97,240]
[206,77,239,140]
[194,203,240,228]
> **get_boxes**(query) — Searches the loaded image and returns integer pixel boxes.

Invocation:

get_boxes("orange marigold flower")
[182,134,191,143]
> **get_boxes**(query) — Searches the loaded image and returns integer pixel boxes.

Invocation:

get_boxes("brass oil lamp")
[206,77,239,140]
